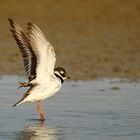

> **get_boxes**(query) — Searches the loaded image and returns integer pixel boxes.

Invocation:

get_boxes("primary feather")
[8,18,37,81]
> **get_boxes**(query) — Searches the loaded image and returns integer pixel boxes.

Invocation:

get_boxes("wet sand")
[0,76,140,139]
[0,0,140,80]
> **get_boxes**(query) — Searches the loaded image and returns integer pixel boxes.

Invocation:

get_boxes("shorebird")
[8,19,70,121]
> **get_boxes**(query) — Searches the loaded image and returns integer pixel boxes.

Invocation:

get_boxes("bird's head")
[54,67,70,82]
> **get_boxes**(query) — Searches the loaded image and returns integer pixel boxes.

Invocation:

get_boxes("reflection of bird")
[8,19,70,121]
[18,125,59,140]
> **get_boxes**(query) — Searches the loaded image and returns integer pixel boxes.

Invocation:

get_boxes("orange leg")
[18,82,30,89]
[37,102,45,121]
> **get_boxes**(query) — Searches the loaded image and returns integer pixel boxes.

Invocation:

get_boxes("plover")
[8,19,70,121]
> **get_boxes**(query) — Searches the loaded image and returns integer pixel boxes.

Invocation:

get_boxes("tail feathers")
[13,99,25,106]
[13,93,29,107]
[13,101,23,106]
[13,85,33,107]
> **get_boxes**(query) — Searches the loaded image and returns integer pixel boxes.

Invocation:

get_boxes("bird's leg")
[18,82,31,89]
[37,101,45,121]
[18,74,35,89]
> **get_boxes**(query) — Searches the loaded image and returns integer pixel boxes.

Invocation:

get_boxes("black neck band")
[55,73,64,84]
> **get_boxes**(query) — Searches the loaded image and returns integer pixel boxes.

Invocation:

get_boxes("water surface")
[0,76,140,140]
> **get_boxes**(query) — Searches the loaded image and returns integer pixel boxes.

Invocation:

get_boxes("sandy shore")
[0,0,140,80]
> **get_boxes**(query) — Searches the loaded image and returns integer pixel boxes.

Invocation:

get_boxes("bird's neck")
[54,73,64,84]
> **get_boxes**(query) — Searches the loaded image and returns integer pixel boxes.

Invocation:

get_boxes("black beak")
[67,76,71,79]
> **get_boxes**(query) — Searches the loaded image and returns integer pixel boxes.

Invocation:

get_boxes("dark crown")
[54,67,66,78]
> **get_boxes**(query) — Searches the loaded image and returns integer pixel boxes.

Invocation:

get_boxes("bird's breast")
[25,79,61,102]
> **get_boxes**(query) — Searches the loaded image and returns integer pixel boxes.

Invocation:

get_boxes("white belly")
[24,80,61,102]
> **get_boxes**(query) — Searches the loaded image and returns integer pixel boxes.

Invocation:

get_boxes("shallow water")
[0,76,140,140]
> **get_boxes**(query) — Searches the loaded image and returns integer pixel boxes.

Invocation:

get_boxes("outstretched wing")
[27,23,56,82]
[8,19,37,81]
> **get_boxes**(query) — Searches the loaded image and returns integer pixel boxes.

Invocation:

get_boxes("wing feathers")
[9,19,56,83]
[27,22,56,82]
[8,19,37,81]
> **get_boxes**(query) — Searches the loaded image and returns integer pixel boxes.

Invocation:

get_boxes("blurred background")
[0,0,140,80]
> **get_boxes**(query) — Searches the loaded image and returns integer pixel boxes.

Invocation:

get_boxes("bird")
[8,18,70,121]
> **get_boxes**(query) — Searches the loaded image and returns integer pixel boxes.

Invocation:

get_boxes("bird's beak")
[67,76,71,79]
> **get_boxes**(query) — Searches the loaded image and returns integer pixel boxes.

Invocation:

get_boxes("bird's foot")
[18,82,30,88]
[40,112,45,121]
